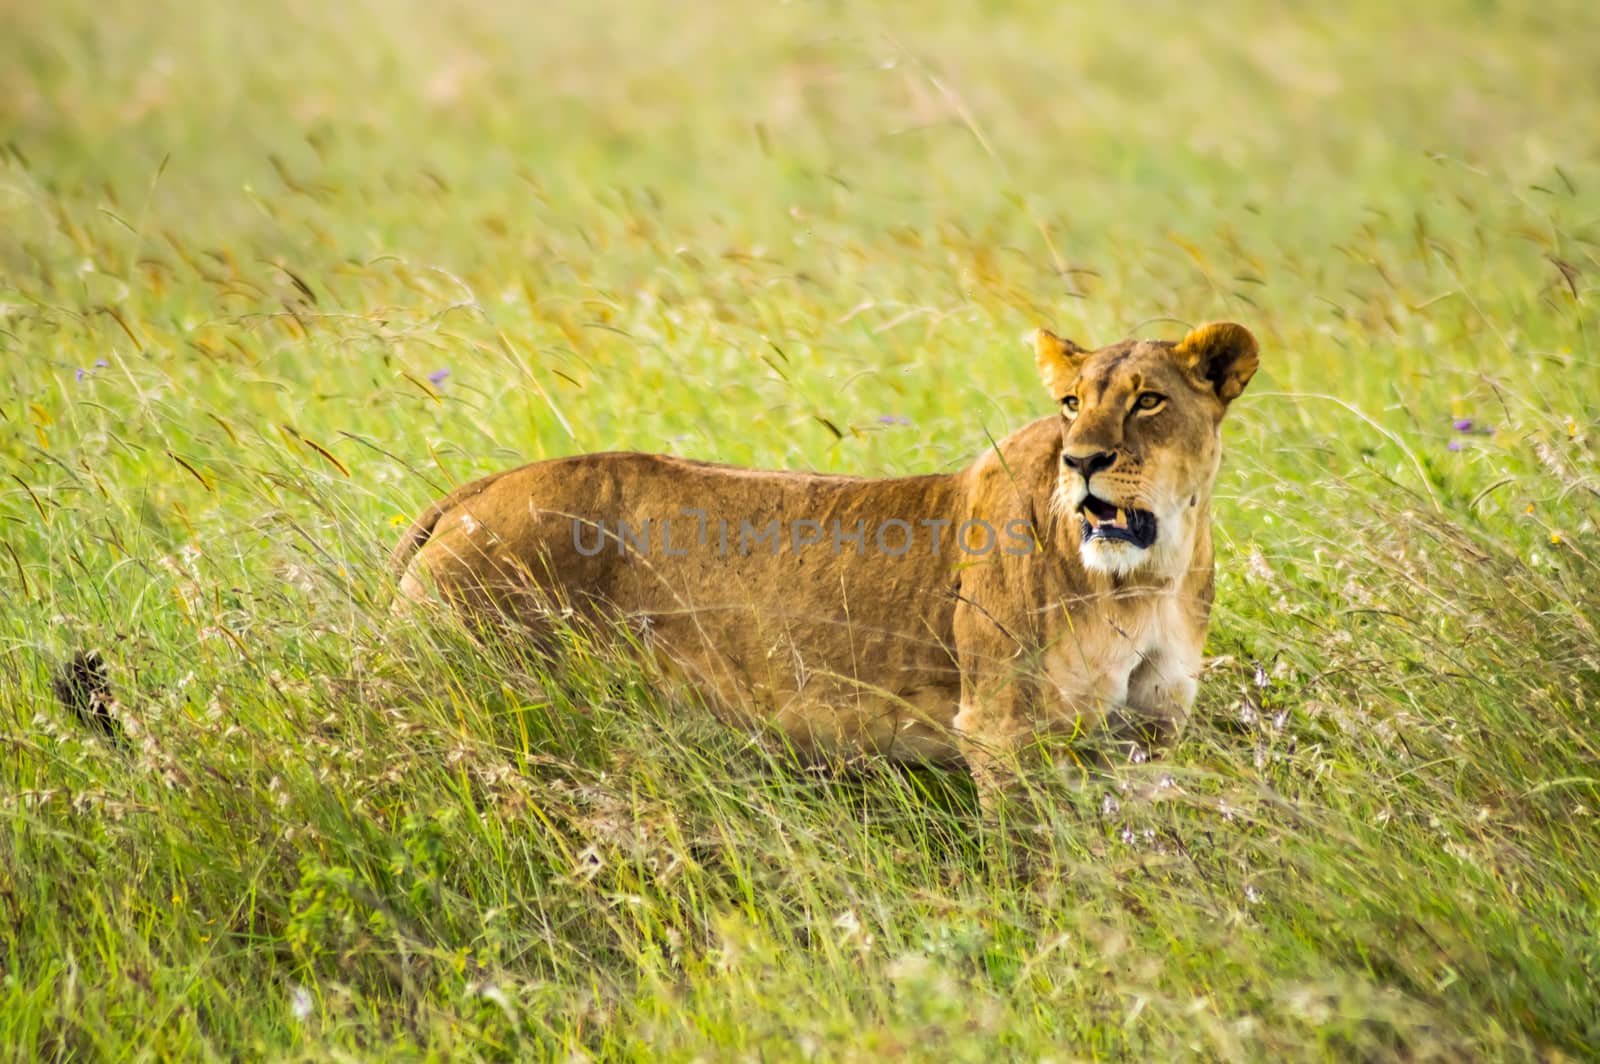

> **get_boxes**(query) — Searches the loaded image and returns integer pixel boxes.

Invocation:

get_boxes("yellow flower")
[1550,531,1563,546]
[390,514,408,527]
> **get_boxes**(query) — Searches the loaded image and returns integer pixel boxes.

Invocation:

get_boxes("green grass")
[4,0,1600,1057]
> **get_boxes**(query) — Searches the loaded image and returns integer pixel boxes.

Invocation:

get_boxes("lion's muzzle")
[1078,495,1158,550]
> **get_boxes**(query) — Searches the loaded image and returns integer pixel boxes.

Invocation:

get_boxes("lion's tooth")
[1116,508,1127,526]
[1084,509,1099,526]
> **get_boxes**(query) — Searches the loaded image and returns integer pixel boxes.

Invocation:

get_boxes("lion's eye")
[1062,395,1080,414]
[1135,392,1165,411]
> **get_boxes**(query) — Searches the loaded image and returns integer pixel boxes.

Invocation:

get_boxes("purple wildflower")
[876,414,911,426]
[1453,418,1473,432]
[94,359,109,369]
[75,368,87,382]
[1447,440,1463,452]
[428,369,451,385]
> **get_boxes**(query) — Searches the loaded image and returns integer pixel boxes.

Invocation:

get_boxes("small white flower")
[1100,793,1120,817]
[1246,548,1275,585]
[290,985,314,1021]
[474,982,513,1012]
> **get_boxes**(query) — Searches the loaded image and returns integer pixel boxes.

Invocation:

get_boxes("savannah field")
[4,0,1600,1059]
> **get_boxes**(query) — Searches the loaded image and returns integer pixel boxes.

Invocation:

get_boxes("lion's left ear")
[1175,322,1259,404]
[1029,328,1089,399]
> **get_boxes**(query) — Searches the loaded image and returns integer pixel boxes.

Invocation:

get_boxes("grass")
[4,0,1600,1057]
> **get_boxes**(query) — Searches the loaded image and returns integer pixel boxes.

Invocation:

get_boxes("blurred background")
[7,0,1598,588]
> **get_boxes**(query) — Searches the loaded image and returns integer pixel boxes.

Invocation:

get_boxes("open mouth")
[1078,495,1158,550]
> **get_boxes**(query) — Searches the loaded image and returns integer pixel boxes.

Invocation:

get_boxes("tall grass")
[3,0,1599,1057]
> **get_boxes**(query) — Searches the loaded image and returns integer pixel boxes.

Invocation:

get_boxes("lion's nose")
[1062,450,1116,478]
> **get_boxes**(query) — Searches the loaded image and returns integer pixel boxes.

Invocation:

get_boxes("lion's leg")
[950,629,1056,823]
[1106,651,1198,758]
[952,675,1069,882]
[951,590,1044,815]
[952,695,1033,814]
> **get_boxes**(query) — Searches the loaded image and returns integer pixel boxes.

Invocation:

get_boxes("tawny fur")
[389,323,1258,800]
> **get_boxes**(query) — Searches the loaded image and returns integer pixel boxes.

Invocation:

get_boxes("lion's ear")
[1029,328,1088,399]
[1175,322,1259,404]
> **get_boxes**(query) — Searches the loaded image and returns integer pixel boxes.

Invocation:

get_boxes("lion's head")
[1032,322,1259,579]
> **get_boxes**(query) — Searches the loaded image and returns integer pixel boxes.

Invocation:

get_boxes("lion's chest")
[1040,594,1201,731]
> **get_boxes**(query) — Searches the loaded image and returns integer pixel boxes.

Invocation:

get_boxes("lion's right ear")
[1175,322,1259,404]
[1029,328,1088,399]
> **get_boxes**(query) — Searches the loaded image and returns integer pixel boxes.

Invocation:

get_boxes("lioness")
[391,322,1258,802]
